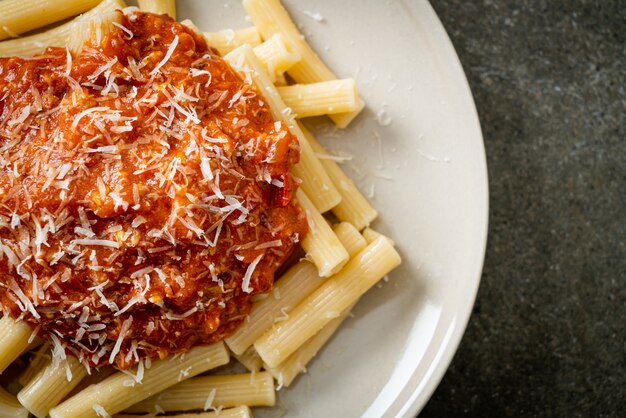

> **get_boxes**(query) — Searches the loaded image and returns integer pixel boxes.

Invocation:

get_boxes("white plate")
[179,1,488,416]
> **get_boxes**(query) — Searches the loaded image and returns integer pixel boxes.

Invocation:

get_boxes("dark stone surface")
[420,1,625,417]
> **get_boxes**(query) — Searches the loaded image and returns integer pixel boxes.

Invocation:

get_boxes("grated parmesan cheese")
[109,316,133,364]
[204,388,217,411]
[150,35,179,76]
[92,404,112,418]
[242,254,263,293]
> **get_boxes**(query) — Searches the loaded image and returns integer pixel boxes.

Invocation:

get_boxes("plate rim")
[401,1,489,416]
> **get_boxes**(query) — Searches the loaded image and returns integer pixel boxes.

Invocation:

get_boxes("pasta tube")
[18,356,89,418]
[115,406,252,418]
[255,235,401,367]
[226,259,321,355]
[204,27,262,55]
[253,33,300,82]
[0,0,126,57]
[18,342,51,386]
[49,342,229,418]
[137,0,176,18]
[298,189,349,277]
[232,346,263,372]
[277,79,359,118]
[66,367,117,399]
[243,0,365,127]
[226,221,364,355]
[301,123,378,230]
[66,5,122,55]
[264,303,355,387]
[0,386,28,418]
[224,44,341,213]
[274,72,288,86]
[362,227,395,246]
[332,221,367,254]
[124,372,275,413]
[0,316,33,373]
[0,0,101,41]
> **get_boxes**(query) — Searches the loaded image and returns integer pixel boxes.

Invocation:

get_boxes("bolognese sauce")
[0,10,307,369]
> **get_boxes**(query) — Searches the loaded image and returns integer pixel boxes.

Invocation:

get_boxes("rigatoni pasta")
[48,343,230,418]
[226,258,322,355]
[124,372,275,413]
[300,123,378,230]
[66,4,122,55]
[18,343,51,386]
[226,221,365,355]
[332,222,368,255]
[137,0,176,18]
[0,0,125,57]
[253,33,300,82]
[242,0,365,127]
[232,346,263,372]
[18,356,89,418]
[0,0,102,41]
[263,303,355,388]
[363,227,396,246]
[0,386,29,418]
[204,27,262,54]
[277,79,360,118]
[297,188,349,277]
[0,316,33,374]
[255,236,401,367]
[116,406,253,418]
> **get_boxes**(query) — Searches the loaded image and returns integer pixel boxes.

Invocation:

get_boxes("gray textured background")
[420,1,625,417]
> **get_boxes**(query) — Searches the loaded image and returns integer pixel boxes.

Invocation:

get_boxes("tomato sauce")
[0,11,307,369]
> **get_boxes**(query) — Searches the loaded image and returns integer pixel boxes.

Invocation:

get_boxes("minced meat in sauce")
[0,10,307,369]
